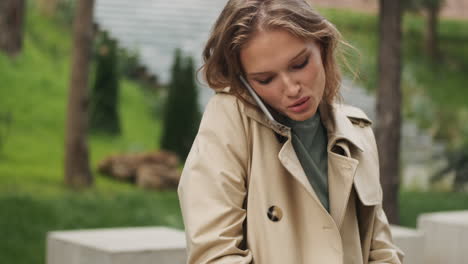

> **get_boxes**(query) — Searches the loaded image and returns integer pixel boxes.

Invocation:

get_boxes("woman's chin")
[285,107,317,121]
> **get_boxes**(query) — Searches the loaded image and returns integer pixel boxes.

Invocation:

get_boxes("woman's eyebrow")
[289,47,308,62]
[248,48,308,77]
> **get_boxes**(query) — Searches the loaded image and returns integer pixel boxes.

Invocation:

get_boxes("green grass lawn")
[399,190,468,228]
[0,6,468,264]
[0,190,183,263]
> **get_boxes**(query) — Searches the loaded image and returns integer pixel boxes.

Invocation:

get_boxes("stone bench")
[47,227,186,264]
[390,225,424,264]
[418,210,468,264]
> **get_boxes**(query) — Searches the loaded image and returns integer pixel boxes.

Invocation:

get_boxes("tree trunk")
[64,0,95,188]
[0,0,26,57]
[426,5,440,61]
[376,0,402,224]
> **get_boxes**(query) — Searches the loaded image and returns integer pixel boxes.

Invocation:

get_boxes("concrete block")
[418,210,468,264]
[390,225,424,264]
[47,226,186,264]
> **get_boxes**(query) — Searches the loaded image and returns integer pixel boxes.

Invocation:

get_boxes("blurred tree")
[161,49,183,158]
[376,0,403,224]
[179,56,201,156]
[65,0,95,189]
[424,0,444,61]
[161,50,201,161]
[89,31,121,135]
[405,0,445,60]
[0,0,25,57]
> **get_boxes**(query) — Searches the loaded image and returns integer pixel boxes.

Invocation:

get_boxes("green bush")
[160,49,201,160]
[118,47,140,79]
[89,31,121,135]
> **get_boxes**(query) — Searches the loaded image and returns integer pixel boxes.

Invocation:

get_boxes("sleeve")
[177,95,253,264]
[368,204,405,264]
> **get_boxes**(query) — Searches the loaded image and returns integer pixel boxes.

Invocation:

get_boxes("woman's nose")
[280,73,301,97]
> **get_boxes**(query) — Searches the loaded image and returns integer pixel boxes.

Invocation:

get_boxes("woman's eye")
[256,77,273,85]
[292,57,309,70]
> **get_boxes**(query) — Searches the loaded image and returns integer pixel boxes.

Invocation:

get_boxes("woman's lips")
[288,97,310,113]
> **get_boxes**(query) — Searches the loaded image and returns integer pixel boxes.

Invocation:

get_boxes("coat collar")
[239,95,366,153]
[319,103,365,153]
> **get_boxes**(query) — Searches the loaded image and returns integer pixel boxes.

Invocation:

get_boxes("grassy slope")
[0,9,162,195]
[0,8,181,264]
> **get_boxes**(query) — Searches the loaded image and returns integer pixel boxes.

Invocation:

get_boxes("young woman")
[178,0,404,263]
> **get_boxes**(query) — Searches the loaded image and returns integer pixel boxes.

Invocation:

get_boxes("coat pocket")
[353,161,382,206]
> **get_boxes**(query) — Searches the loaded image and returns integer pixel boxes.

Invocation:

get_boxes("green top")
[283,112,330,212]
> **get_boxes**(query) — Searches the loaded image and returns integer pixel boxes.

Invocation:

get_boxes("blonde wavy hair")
[202,0,348,106]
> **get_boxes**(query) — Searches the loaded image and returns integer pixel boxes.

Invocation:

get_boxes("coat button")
[267,206,283,222]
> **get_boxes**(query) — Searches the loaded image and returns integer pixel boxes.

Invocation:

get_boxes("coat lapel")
[321,103,365,228]
[277,138,323,208]
[328,148,359,228]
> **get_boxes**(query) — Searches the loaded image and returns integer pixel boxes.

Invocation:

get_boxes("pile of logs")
[98,151,180,190]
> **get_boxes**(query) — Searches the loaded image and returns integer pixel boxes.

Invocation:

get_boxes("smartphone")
[239,75,277,123]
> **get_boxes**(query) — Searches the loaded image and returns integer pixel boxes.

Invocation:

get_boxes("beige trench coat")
[178,92,404,264]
